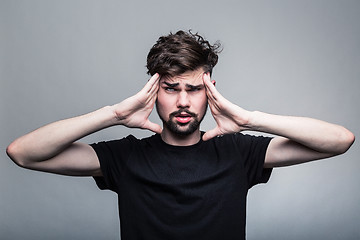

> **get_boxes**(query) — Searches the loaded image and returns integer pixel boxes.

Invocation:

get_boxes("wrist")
[105,104,124,126]
[229,106,254,132]
[246,111,264,132]
[89,105,120,128]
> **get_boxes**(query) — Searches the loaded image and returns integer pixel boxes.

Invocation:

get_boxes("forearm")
[7,106,116,164]
[248,111,355,154]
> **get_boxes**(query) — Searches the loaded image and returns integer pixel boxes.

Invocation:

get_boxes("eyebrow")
[162,81,204,89]
[162,82,179,88]
[185,83,204,90]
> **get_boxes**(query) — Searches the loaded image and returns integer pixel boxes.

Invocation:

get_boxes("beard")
[156,105,207,136]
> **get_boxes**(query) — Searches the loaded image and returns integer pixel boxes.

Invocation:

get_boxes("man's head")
[156,68,209,136]
[148,30,221,138]
[146,30,221,78]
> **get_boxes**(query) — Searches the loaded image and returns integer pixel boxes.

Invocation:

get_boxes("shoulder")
[209,132,262,143]
[91,134,136,147]
[90,134,159,162]
[208,132,272,149]
[91,134,159,149]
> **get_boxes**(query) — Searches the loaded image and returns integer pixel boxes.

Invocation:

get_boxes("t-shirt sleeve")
[90,135,135,193]
[235,133,273,189]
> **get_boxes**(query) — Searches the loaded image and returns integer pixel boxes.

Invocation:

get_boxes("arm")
[6,74,161,176]
[249,112,354,167]
[202,73,355,167]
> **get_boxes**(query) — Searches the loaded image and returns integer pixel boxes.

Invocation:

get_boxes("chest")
[120,147,248,199]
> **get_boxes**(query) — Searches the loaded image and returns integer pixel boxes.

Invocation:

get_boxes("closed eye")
[186,84,204,92]
[188,87,202,92]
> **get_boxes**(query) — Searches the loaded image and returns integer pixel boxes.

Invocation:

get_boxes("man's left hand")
[202,72,251,141]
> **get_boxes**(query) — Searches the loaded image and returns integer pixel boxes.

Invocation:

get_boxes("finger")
[202,128,221,141]
[203,73,217,102]
[143,73,160,93]
[204,77,220,111]
[141,74,160,105]
[149,73,160,94]
[203,72,213,89]
[149,73,160,84]
[143,120,162,134]
[203,73,221,101]
[148,81,159,103]
[203,74,214,98]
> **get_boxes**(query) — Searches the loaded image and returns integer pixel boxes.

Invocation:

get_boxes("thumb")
[202,128,221,141]
[143,120,162,134]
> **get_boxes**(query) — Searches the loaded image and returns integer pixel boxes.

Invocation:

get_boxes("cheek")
[156,92,174,119]
[194,92,208,109]
[157,92,171,109]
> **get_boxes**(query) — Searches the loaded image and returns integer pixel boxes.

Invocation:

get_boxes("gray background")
[1,0,359,239]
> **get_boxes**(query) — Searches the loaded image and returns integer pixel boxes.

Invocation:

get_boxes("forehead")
[161,68,205,85]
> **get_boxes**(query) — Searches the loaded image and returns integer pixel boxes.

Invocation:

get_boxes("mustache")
[169,109,197,118]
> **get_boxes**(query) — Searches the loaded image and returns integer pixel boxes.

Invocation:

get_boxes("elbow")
[6,141,28,168]
[336,129,355,155]
[345,131,355,151]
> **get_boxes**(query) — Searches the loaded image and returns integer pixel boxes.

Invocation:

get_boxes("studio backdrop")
[1,1,359,239]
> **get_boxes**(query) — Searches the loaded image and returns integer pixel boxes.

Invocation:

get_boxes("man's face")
[156,68,208,136]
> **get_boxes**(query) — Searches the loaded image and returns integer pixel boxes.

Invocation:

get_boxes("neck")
[161,127,201,146]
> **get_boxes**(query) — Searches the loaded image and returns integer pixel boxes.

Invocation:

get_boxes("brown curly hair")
[146,30,221,77]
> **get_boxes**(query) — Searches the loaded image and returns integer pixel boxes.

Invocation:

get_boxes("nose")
[176,91,190,108]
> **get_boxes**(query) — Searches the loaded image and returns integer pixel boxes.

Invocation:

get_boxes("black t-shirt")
[91,133,272,240]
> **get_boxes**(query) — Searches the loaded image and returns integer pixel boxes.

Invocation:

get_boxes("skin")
[202,72,355,167]
[156,69,210,146]
[6,69,355,176]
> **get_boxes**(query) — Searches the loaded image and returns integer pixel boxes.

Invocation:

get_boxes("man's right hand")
[112,73,162,134]
[7,74,162,176]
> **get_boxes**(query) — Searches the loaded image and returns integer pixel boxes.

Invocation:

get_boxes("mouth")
[175,113,192,124]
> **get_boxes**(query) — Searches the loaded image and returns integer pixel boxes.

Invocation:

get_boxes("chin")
[165,119,201,136]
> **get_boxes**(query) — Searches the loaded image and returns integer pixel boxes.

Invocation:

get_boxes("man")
[7,30,355,239]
